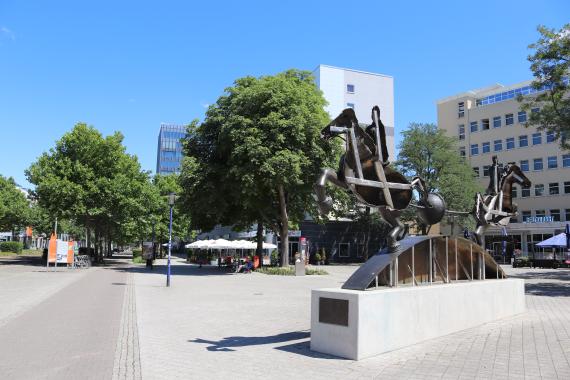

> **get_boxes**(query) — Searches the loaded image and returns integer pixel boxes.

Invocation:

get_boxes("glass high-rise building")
[156,124,187,174]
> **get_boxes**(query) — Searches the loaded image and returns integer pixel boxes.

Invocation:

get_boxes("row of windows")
[458,109,538,139]
[516,209,570,223]
[160,139,183,152]
[471,156,570,174]
[474,79,570,108]
[466,132,557,155]
[512,181,570,198]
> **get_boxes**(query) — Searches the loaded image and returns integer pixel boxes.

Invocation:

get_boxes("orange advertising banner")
[48,234,57,263]
[67,241,74,264]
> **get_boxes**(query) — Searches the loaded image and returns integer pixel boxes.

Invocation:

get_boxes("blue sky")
[1,0,568,187]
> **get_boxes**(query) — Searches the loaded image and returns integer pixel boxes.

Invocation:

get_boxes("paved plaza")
[0,254,569,379]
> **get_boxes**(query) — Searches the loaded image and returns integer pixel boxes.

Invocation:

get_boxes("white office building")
[313,64,395,159]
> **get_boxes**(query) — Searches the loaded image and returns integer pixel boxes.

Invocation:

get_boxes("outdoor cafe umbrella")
[536,233,568,248]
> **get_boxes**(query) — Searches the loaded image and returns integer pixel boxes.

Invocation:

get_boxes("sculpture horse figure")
[314,106,446,251]
[471,156,531,246]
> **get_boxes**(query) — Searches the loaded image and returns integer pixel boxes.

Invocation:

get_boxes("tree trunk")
[256,221,263,268]
[278,185,289,267]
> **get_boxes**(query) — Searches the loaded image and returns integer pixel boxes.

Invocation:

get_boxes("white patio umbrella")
[185,240,214,249]
[262,242,277,249]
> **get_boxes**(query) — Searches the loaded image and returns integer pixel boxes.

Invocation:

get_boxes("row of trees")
[23,124,189,258]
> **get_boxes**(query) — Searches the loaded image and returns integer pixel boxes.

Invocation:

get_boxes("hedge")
[0,241,23,254]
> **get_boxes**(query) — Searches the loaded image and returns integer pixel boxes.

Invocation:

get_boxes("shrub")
[0,241,23,254]
[132,248,144,264]
[314,253,322,262]
[258,267,295,275]
[306,268,328,275]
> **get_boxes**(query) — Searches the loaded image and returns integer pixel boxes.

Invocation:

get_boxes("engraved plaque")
[319,297,349,326]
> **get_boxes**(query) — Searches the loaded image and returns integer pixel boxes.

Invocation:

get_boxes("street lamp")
[167,192,176,287]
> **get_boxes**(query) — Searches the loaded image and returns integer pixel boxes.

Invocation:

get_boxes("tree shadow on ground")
[525,282,570,297]
[112,263,238,277]
[190,331,310,352]
[509,269,570,281]
[0,255,43,267]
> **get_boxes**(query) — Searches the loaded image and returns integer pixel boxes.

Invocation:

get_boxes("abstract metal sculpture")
[314,108,515,291]
[314,106,446,251]
[471,156,531,246]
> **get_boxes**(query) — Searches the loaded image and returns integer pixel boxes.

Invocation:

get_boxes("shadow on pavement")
[190,331,310,352]
[111,263,237,277]
[0,255,43,266]
[274,340,347,360]
[509,269,570,281]
[525,282,570,297]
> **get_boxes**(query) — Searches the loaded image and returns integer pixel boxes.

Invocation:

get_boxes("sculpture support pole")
[455,238,458,281]
[429,239,433,284]
[445,237,449,283]
[470,243,473,280]
[412,245,415,287]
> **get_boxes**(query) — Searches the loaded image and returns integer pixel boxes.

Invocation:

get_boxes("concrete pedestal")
[295,261,305,276]
[311,279,525,360]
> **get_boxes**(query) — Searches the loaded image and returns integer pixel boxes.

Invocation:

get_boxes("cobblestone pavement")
[134,258,570,380]
[112,271,142,380]
[0,256,129,380]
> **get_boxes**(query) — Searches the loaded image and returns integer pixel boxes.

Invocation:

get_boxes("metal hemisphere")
[417,193,446,225]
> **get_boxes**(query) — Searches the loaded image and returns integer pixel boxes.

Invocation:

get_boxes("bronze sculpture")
[471,156,531,245]
[315,108,513,290]
[314,106,446,251]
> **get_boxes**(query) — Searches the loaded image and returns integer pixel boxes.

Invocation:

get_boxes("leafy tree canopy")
[395,123,482,233]
[520,24,570,149]
[0,175,29,232]
[180,69,339,266]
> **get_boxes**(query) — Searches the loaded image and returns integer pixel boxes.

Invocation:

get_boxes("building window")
[566,209,570,222]
[482,142,490,153]
[551,209,561,222]
[506,137,515,150]
[458,102,465,118]
[520,160,529,172]
[564,181,570,194]
[535,209,546,218]
[522,187,530,198]
[346,84,355,93]
[549,182,559,195]
[459,147,466,157]
[458,124,465,140]
[483,165,490,176]
[494,140,503,151]
[533,158,543,171]
[534,184,545,196]
[548,156,558,169]
[518,111,527,123]
[493,116,501,128]
[532,132,542,145]
[338,243,350,257]
[512,186,518,198]
[505,113,514,125]
[470,144,479,156]
[470,121,478,133]
[346,102,355,109]
[473,167,480,177]
[546,131,555,143]
[522,211,531,221]
[563,154,570,168]
[482,119,490,130]
[519,135,528,147]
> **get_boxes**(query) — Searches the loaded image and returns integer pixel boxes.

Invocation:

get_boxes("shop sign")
[524,216,554,223]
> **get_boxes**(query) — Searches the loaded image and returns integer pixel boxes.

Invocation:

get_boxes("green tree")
[0,175,30,236]
[180,70,338,266]
[26,123,153,259]
[519,24,570,149]
[395,123,482,234]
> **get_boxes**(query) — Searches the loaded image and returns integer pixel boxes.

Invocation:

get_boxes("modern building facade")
[437,80,570,257]
[156,124,187,174]
[313,64,395,159]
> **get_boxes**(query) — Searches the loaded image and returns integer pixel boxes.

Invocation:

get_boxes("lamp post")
[167,192,176,287]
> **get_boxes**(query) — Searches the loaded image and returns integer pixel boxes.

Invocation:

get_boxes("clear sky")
[1,0,568,188]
